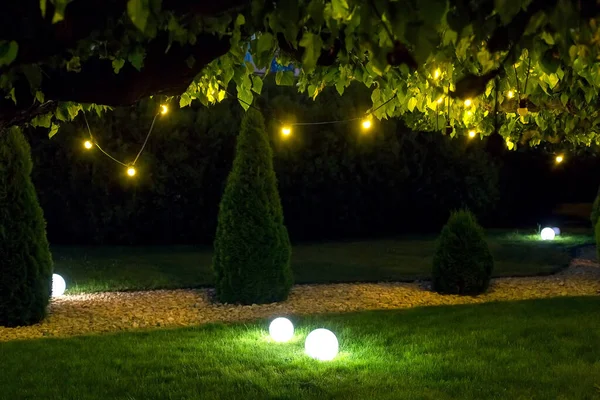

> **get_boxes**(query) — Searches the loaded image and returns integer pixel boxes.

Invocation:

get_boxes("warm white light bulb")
[160,105,168,115]
[305,329,339,361]
[127,167,136,177]
[281,126,292,137]
[437,97,444,104]
[468,130,476,138]
[464,99,472,107]
[269,318,294,342]
[52,274,66,297]
[361,119,372,129]
[555,155,564,163]
[434,69,441,79]
[84,140,93,149]
[507,90,514,99]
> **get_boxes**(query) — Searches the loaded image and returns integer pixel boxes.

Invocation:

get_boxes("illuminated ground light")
[84,140,93,150]
[305,328,339,361]
[269,318,294,343]
[552,227,561,236]
[540,227,556,241]
[52,274,66,297]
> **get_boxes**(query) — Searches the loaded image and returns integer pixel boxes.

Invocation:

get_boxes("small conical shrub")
[0,127,53,327]
[212,109,292,304]
[432,210,493,295]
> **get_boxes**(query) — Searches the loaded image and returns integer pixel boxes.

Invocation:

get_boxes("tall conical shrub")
[432,210,493,295]
[0,127,53,326]
[212,109,292,304]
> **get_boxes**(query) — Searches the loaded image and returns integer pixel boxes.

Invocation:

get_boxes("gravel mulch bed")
[1,247,599,342]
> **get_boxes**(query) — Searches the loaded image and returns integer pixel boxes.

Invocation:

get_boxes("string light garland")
[555,154,564,164]
[468,130,476,138]
[82,104,168,177]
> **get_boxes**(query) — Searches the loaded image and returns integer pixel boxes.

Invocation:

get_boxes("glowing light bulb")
[84,140,93,149]
[507,90,514,99]
[468,130,476,138]
[466,110,473,116]
[361,118,372,130]
[437,97,444,104]
[127,166,136,177]
[464,99,472,107]
[160,105,168,115]
[269,318,294,342]
[305,329,339,361]
[281,126,292,137]
[555,155,564,163]
[434,68,441,79]
[52,274,66,297]
[541,227,555,241]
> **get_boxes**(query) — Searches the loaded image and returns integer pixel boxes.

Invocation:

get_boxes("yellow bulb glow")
[84,140,93,149]
[437,97,444,104]
[555,155,564,163]
[467,110,473,116]
[464,99,472,107]
[468,130,476,138]
[434,69,441,79]
[127,167,136,177]
[361,119,372,130]
[160,105,168,115]
[507,90,514,99]
[281,126,292,137]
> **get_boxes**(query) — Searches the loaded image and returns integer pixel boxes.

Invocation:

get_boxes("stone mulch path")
[1,247,599,342]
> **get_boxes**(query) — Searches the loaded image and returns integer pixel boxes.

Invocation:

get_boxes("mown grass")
[1,296,599,399]
[52,233,592,294]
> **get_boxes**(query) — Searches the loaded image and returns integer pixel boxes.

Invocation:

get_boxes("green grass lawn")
[1,296,598,399]
[53,233,592,294]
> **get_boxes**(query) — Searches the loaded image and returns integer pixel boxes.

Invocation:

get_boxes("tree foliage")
[212,109,292,304]
[432,209,494,295]
[2,0,600,149]
[0,127,53,327]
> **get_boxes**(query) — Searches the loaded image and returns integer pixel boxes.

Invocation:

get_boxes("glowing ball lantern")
[552,227,561,236]
[269,317,294,342]
[540,227,556,241]
[52,274,66,297]
[305,328,339,361]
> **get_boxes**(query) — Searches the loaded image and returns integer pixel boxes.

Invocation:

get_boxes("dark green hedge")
[432,210,494,295]
[0,128,53,327]
[212,109,292,304]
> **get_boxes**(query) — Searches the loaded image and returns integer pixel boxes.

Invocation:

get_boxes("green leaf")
[179,93,192,107]
[49,123,59,139]
[237,87,253,111]
[299,32,323,73]
[331,0,350,20]
[128,48,145,71]
[560,92,569,107]
[31,113,52,128]
[257,32,274,55]
[35,91,45,103]
[335,80,345,95]
[67,103,82,120]
[494,0,522,24]
[66,56,81,72]
[407,97,417,112]
[275,71,295,86]
[251,75,263,94]
[22,65,42,90]
[235,14,245,26]
[0,41,18,67]
[112,58,125,73]
[127,0,150,32]
[40,0,47,17]
[51,0,68,23]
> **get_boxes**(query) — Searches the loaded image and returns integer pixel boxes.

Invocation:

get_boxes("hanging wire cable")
[132,113,159,165]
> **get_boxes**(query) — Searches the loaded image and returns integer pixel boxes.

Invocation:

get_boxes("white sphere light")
[305,328,339,361]
[540,227,556,241]
[552,227,561,236]
[269,317,294,342]
[52,274,66,297]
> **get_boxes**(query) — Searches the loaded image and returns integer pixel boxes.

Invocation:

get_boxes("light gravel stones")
[1,247,598,342]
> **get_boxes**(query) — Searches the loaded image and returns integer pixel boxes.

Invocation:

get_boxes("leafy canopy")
[3,0,600,148]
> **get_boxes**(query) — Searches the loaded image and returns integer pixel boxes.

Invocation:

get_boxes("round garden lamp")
[305,328,339,361]
[52,274,66,297]
[269,317,294,343]
[540,227,556,241]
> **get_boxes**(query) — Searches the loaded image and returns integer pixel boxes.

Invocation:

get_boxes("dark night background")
[25,82,600,245]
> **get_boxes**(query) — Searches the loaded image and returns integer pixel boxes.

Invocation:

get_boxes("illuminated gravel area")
[1,247,598,342]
